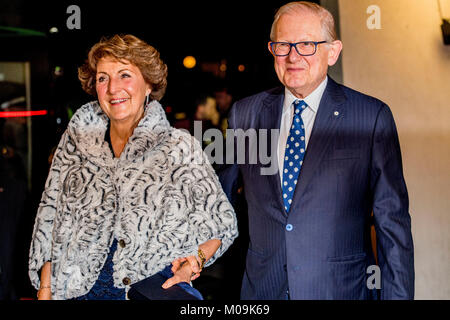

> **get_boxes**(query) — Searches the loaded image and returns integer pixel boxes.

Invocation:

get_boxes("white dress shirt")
[277,76,328,186]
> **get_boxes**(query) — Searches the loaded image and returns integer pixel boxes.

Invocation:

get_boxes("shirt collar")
[283,76,328,114]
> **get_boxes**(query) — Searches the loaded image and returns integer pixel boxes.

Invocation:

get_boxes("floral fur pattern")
[28,100,238,300]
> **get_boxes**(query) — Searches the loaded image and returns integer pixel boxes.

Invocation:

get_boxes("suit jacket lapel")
[291,77,347,208]
[259,87,287,216]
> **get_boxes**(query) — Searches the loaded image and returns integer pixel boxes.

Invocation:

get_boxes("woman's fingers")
[171,255,201,274]
[163,256,202,289]
[190,272,201,281]
[37,288,52,300]
[186,255,201,274]
[171,257,186,273]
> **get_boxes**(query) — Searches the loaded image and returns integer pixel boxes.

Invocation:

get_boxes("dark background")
[2,0,297,109]
[1,0,315,167]
[0,0,319,299]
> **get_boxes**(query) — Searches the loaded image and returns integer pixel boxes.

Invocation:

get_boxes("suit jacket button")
[119,239,126,248]
[122,277,131,285]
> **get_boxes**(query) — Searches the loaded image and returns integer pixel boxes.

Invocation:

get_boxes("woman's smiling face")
[95,56,151,124]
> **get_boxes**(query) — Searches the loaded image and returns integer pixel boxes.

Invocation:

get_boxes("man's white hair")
[270,1,337,42]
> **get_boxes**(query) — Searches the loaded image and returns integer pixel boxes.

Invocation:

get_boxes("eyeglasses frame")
[269,40,328,56]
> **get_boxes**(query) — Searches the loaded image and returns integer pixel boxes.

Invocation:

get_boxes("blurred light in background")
[54,66,63,76]
[238,64,245,72]
[0,110,48,118]
[175,112,186,120]
[183,56,196,69]
[219,63,227,72]
[49,27,58,33]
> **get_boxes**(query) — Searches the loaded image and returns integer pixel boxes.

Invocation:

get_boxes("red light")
[0,110,48,118]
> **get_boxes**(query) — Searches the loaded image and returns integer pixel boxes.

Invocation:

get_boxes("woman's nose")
[107,77,120,94]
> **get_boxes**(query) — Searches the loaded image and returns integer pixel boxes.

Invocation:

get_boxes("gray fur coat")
[28,100,238,300]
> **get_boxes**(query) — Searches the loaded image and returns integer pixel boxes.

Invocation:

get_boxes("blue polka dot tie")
[282,99,307,213]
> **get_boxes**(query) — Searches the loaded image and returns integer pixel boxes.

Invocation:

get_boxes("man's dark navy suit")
[219,77,414,299]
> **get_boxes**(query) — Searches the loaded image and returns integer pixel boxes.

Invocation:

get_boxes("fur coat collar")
[68,99,171,166]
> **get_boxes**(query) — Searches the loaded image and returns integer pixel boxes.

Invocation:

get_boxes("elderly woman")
[29,34,238,300]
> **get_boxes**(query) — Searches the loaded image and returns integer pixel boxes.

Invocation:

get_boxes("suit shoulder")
[234,87,283,109]
[339,84,387,108]
[334,83,399,126]
[228,87,282,129]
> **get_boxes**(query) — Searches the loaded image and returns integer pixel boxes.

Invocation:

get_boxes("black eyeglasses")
[269,41,328,56]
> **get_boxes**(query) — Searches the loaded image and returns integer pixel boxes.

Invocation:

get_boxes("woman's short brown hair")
[78,34,168,101]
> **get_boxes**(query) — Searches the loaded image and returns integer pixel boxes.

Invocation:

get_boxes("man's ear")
[327,40,343,66]
[268,42,275,56]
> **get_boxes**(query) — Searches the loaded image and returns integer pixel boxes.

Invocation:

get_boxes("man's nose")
[287,46,302,62]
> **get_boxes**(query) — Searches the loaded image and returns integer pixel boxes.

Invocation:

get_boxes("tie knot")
[293,100,307,116]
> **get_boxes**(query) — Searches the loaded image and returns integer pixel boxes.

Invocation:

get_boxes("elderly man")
[219,1,414,299]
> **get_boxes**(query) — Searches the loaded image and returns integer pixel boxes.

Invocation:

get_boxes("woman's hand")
[162,239,222,289]
[162,257,199,289]
[37,288,52,300]
[37,262,52,300]
[171,255,202,279]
